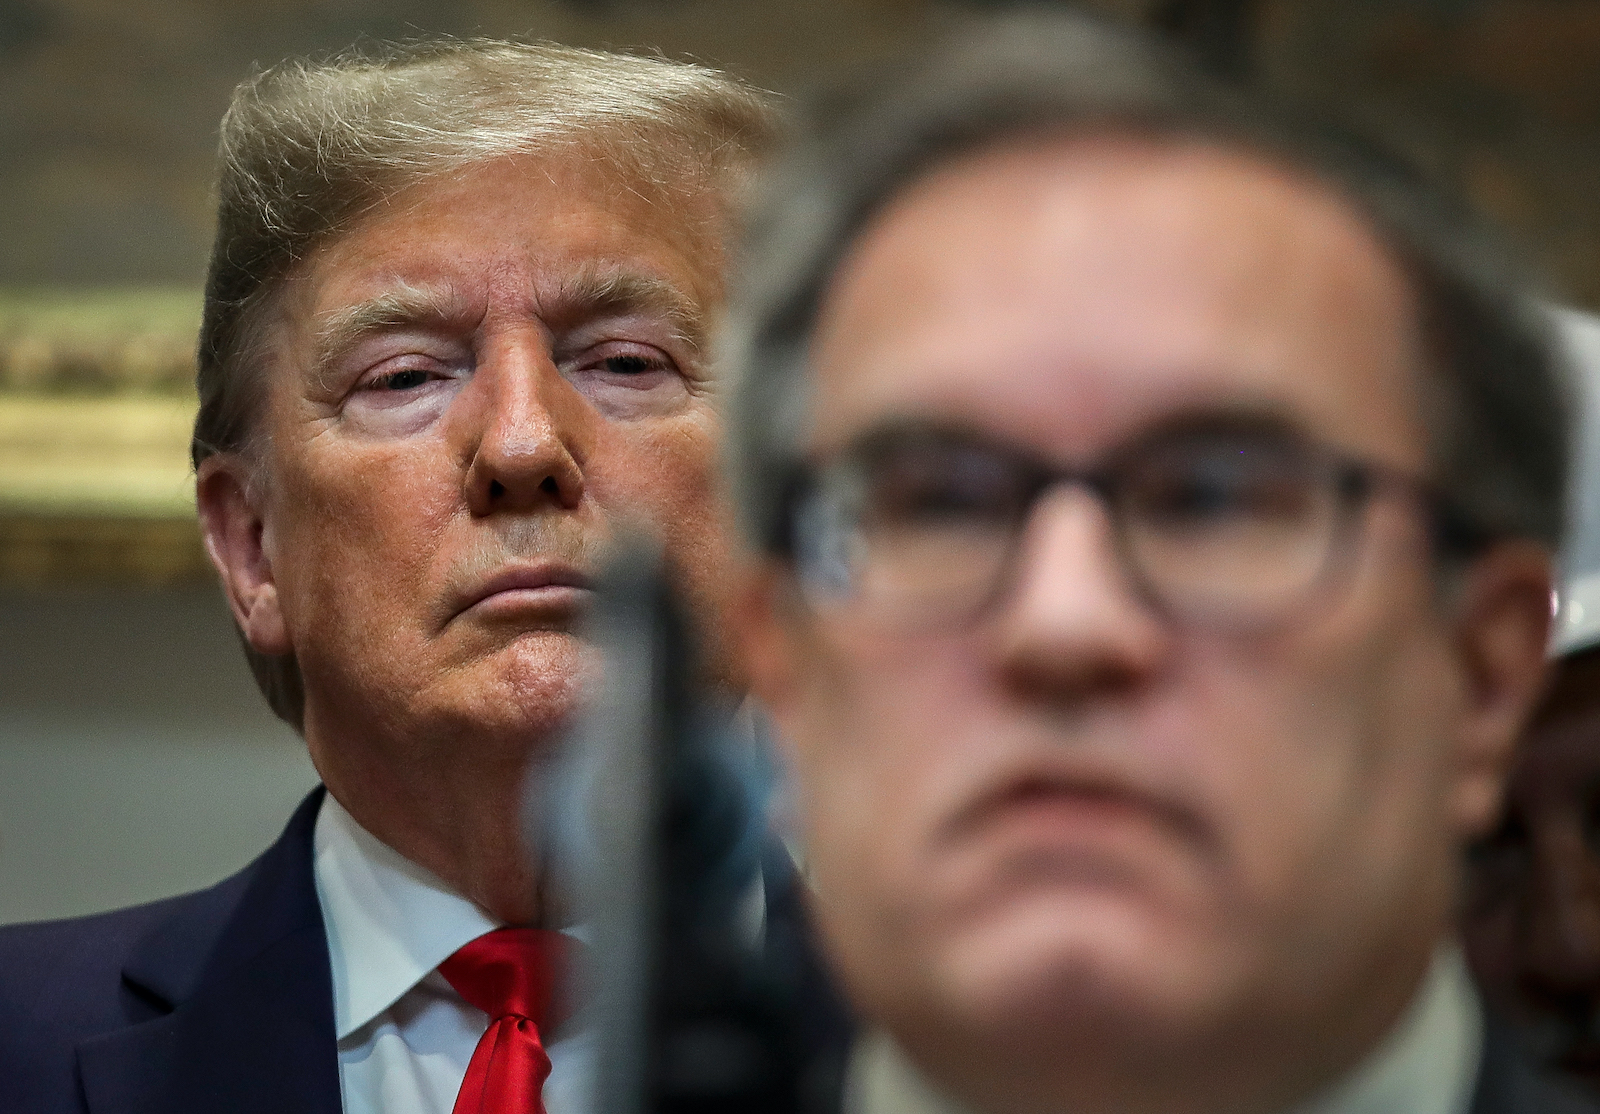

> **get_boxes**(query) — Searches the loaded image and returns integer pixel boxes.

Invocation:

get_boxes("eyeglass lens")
[794,425,1360,629]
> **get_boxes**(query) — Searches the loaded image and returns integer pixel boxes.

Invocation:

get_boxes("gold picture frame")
[0,288,209,586]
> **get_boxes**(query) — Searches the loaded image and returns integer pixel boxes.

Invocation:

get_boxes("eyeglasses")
[771,419,1486,632]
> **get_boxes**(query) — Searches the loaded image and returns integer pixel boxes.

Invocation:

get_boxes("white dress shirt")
[312,793,594,1114]
[846,946,1484,1114]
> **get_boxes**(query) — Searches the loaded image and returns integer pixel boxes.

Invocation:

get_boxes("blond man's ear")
[195,455,290,658]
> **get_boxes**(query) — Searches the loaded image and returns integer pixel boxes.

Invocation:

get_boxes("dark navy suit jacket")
[0,790,340,1114]
[0,787,854,1114]
[1472,1017,1600,1114]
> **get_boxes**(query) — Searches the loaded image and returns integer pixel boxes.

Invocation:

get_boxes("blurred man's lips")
[948,775,1212,857]
[454,565,594,621]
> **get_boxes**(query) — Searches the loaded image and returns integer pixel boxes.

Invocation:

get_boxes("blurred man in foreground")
[728,12,1584,1114]
[0,40,777,1114]
[1465,309,1600,1094]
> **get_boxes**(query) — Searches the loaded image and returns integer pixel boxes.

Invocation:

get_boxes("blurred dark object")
[540,537,847,1114]
[945,0,1263,78]
[1152,0,1259,77]
[1465,647,1600,1093]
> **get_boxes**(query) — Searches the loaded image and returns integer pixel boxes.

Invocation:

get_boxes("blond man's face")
[203,151,735,841]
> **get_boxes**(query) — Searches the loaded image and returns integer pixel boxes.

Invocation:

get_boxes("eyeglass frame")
[763,416,1494,633]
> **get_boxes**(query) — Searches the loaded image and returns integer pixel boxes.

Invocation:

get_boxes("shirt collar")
[847,945,1484,1114]
[1288,944,1483,1114]
[312,792,501,1040]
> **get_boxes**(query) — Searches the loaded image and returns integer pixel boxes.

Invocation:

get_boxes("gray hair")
[194,37,780,730]
[724,10,1569,569]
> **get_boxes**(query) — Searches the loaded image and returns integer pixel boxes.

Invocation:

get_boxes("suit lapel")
[763,843,855,1114]
[76,790,342,1114]
[1470,1016,1600,1114]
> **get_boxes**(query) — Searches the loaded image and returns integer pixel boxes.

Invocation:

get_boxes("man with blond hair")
[0,38,778,1114]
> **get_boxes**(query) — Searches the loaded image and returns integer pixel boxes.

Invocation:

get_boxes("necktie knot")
[438,927,571,1026]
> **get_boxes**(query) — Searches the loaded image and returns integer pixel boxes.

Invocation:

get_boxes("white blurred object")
[1555,571,1600,656]
[1549,306,1600,656]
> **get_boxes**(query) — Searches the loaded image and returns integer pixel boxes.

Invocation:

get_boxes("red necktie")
[438,928,573,1114]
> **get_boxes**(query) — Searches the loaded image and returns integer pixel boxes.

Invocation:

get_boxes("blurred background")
[3,0,1599,925]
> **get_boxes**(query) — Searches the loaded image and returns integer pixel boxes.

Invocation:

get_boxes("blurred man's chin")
[915,893,1222,1050]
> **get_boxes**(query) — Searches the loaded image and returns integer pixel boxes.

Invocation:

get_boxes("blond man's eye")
[603,354,662,375]
[376,369,433,390]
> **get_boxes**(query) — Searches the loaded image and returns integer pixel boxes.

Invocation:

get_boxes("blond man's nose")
[461,336,590,516]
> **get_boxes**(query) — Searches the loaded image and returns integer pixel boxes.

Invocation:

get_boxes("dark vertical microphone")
[535,535,832,1114]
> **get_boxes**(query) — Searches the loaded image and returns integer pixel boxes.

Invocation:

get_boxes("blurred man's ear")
[196,455,291,657]
[1448,540,1556,837]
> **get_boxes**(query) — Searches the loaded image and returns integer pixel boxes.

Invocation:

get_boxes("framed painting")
[0,288,209,585]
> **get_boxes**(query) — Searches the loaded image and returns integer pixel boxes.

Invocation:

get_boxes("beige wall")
[0,585,316,924]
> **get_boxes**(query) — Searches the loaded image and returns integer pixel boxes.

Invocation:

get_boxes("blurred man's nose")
[1522,826,1600,996]
[989,486,1172,704]
[460,330,591,516]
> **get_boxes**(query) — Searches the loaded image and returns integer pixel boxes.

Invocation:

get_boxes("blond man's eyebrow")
[309,267,707,386]
[311,282,475,376]
[544,265,707,354]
